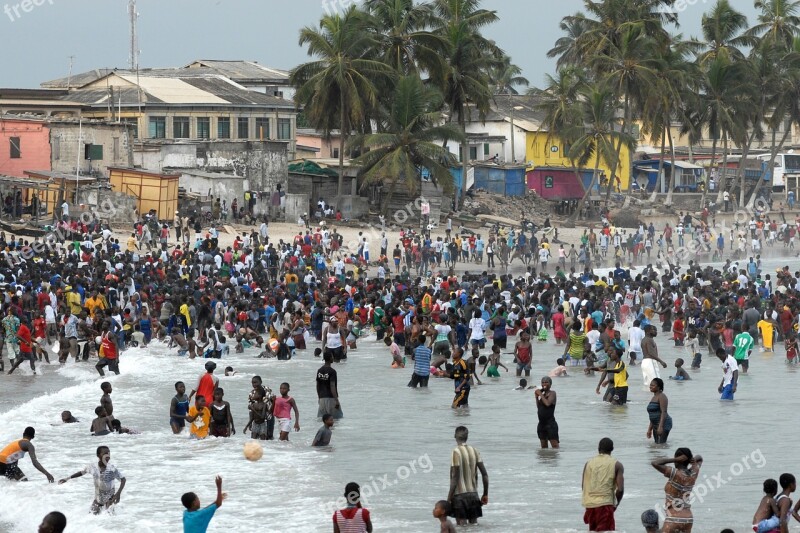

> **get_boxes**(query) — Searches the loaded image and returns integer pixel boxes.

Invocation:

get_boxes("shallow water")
[0,330,796,533]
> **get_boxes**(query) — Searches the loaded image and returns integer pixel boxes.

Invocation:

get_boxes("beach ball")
[243,440,263,462]
[269,338,280,352]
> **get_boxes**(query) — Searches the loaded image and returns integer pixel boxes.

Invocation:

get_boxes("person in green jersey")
[733,323,754,374]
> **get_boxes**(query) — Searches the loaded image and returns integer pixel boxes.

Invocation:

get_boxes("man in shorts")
[582,437,624,531]
[0,426,55,482]
[448,426,489,526]
[316,353,343,418]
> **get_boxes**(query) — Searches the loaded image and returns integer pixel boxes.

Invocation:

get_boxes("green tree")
[563,83,634,221]
[290,6,396,197]
[432,0,501,187]
[351,75,463,215]
[695,0,750,65]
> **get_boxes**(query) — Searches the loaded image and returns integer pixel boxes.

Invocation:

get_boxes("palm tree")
[563,83,635,222]
[695,0,751,65]
[642,37,697,206]
[351,75,463,215]
[491,56,529,95]
[594,25,660,204]
[363,0,448,75]
[556,0,676,69]
[546,13,591,68]
[746,0,800,49]
[532,67,589,212]
[432,0,501,181]
[290,6,396,197]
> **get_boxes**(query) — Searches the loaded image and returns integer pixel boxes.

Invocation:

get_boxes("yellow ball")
[269,338,280,352]
[243,440,264,462]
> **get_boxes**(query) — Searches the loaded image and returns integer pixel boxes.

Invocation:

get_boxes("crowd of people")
[1,203,800,532]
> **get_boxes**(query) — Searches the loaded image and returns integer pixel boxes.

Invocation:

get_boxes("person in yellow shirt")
[84,291,106,320]
[758,317,777,352]
[421,289,433,315]
[186,396,211,439]
[65,286,82,315]
[126,233,138,252]
[180,303,192,328]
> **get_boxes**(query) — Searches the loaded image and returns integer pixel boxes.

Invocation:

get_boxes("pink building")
[296,128,344,160]
[0,116,51,178]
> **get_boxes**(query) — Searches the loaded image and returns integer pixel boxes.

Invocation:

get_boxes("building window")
[149,117,166,139]
[255,118,270,139]
[122,118,138,139]
[217,117,231,139]
[469,146,478,160]
[113,137,120,160]
[53,136,60,160]
[277,118,291,140]
[197,117,210,140]
[84,144,103,160]
[237,117,249,139]
[173,117,190,139]
[483,143,489,156]
[9,137,20,159]
[332,147,340,159]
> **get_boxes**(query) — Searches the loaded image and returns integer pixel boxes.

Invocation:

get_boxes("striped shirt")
[451,444,482,495]
[413,345,431,377]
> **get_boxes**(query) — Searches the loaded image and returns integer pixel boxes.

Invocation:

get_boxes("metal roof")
[184,60,289,84]
[180,170,244,179]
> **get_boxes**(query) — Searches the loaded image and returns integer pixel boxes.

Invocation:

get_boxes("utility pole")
[66,55,74,89]
[128,0,138,71]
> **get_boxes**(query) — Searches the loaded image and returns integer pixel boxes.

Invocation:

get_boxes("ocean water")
[0,315,797,531]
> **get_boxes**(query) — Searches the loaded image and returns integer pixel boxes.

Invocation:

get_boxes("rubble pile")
[461,190,553,221]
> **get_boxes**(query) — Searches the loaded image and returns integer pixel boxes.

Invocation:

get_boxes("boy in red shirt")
[32,313,49,363]
[7,320,36,374]
[672,311,686,347]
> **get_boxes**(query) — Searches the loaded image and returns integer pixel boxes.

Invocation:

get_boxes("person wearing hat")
[189,361,219,407]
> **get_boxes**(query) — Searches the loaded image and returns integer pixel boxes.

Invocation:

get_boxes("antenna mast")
[128,0,138,70]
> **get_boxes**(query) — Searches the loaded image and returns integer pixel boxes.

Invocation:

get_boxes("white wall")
[444,120,528,165]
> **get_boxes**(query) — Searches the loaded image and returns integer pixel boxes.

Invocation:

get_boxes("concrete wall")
[284,193,309,223]
[49,122,133,177]
[139,140,288,195]
[76,188,138,224]
[0,118,51,178]
[179,173,247,209]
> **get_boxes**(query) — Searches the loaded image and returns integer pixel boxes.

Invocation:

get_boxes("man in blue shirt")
[182,475,224,533]
[408,338,432,388]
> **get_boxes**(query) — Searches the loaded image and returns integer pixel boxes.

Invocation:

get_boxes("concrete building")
[179,169,247,212]
[0,115,133,179]
[40,62,298,159]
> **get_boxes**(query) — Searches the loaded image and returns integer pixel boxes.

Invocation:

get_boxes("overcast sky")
[0,0,762,89]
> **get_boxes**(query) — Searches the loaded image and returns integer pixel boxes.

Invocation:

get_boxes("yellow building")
[525,131,632,190]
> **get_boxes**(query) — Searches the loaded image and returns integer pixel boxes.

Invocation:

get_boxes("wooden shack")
[109,167,179,219]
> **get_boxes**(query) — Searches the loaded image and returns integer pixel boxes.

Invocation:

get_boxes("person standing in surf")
[535,376,559,448]
[322,316,347,363]
[189,361,219,406]
[448,426,489,526]
[641,325,668,388]
[651,448,703,532]
[646,378,672,444]
[582,437,624,532]
[0,426,54,482]
[450,348,472,409]
[317,352,343,419]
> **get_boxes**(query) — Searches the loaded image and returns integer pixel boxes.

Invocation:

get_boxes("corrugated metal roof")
[118,75,228,104]
[184,60,289,83]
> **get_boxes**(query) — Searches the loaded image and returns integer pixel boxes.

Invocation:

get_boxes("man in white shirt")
[717,349,738,400]
[627,321,645,366]
[61,201,69,218]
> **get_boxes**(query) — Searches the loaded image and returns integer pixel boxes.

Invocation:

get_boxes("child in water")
[548,358,569,377]
[224,366,237,376]
[669,358,691,381]
[312,414,334,447]
[514,378,535,390]
[785,334,798,364]
[752,478,780,533]
[384,336,404,368]
[433,500,457,533]
[480,345,508,377]
[90,406,114,436]
[59,445,126,514]
[685,329,701,369]
[468,347,483,386]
